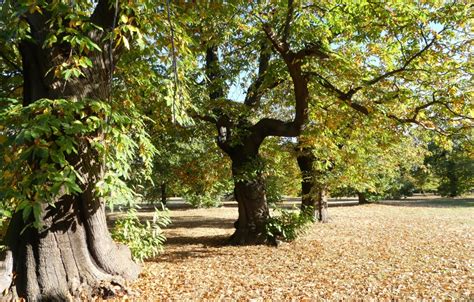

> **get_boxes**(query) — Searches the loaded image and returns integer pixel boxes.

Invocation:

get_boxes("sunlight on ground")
[130,199,473,300]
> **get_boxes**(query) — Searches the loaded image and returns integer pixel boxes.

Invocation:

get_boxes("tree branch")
[306,72,368,115]
[262,23,290,57]
[253,118,301,138]
[281,0,294,42]
[360,35,439,88]
[294,43,330,60]
[244,42,272,106]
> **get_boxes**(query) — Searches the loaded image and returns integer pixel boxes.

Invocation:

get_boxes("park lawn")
[130,199,473,300]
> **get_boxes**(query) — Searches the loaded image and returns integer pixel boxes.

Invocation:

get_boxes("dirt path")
[130,199,474,300]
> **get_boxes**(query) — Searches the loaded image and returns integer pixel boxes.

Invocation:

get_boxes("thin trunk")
[447,160,458,197]
[317,186,329,223]
[357,192,369,204]
[160,182,167,205]
[296,150,317,217]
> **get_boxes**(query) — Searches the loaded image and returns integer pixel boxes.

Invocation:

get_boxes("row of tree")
[0,1,472,300]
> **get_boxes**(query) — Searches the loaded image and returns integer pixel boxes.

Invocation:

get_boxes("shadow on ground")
[164,234,229,247]
[165,216,235,230]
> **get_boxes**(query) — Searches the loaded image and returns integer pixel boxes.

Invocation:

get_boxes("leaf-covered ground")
[130,198,473,300]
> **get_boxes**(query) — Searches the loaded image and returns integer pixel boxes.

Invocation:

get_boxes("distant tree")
[426,139,474,197]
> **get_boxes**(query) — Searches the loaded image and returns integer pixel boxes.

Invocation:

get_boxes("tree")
[182,2,324,245]
[0,1,160,299]
[426,138,474,197]
[174,1,472,245]
[295,144,331,222]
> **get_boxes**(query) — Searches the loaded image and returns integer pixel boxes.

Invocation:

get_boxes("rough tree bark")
[5,1,140,300]
[202,2,327,244]
[296,148,317,213]
[296,149,329,223]
[229,155,269,245]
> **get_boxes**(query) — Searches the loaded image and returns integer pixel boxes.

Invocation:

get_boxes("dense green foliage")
[0,98,155,228]
[111,207,171,262]
[266,207,316,242]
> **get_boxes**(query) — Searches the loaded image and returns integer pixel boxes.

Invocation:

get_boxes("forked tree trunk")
[228,155,271,245]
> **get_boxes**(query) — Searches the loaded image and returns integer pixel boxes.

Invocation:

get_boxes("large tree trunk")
[228,155,271,245]
[6,145,140,301]
[4,4,141,299]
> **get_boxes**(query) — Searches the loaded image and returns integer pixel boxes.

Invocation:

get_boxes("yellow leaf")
[122,36,130,50]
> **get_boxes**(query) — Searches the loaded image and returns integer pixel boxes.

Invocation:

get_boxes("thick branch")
[253,118,301,137]
[205,46,225,100]
[262,24,290,56]
[260,24,310,138]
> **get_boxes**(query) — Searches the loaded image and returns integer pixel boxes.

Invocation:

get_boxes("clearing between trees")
[123,197,473,300]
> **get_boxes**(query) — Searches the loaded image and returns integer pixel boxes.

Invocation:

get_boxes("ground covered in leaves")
[131,198,473,300]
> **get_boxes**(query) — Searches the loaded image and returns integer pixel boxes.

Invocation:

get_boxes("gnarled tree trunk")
[5,2,141,299]
[228,155,270,245]
[204,9,313,244]
[6,143,140,301]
